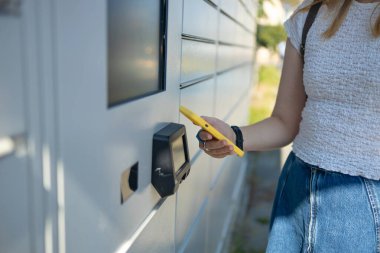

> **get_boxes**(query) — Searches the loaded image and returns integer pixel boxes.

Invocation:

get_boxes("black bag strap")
[300,2,322,59]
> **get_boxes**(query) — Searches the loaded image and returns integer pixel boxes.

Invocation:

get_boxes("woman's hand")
[197,116,236,158]
[195,39,305,154]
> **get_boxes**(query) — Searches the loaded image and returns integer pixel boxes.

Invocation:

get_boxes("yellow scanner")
[179,106,244,157]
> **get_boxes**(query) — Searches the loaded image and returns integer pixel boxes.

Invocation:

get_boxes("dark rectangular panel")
[173,136,186,173]
[107,0,166,107]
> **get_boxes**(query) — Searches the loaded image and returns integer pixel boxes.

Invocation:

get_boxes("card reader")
[152,123,191,198]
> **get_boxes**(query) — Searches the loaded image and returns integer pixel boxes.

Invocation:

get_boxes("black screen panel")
[172,136,186,173]
[108,0,166,107]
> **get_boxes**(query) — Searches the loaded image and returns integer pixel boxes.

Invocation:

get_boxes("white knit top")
[284,0,380,179]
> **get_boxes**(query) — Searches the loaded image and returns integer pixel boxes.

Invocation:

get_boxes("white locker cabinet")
[217,45,253,71]
[175,153,211,250]
[179,78,215,158]
[183,0,218,40]
[0,156,31,253]
[215,67,250,120]
[181,40,217,84]
[236,1,254,32]
[219,12,253,47]
[245,0,258,16]
[126,197,176,253]
[0,0,257,252]
[236,26,253,47]
[180,205,208,253]
[219,0,238,18]
[54,0,181,251]
[219,13,238,45]
[0,5,36,253]
[0,13,25,138]
[210,93,250,193]
[207,156,241,252]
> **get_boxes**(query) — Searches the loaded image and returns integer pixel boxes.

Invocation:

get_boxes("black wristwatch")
[231,126,244,151]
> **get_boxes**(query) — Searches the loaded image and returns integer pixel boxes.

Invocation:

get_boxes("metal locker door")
[53,0,182,252]
[0,3,31,253]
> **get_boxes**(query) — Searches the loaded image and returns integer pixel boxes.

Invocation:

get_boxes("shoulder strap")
[300,2,322,59]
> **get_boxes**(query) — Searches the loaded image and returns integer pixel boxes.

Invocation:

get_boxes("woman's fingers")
[198,130,212,141]
[199,140,234,156]
[212,152,234,159]
[205,148,234,158]
[207,145,233,155]
[207,140,227,150]
[195,116,235,159]
[198,139,227,151]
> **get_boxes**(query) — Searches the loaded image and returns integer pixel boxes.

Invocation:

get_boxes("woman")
[197,0,380,252]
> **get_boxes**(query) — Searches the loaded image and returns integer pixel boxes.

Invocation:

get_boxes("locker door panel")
[54,0,182,252]
[127,197,176,253]
[0,13,25,138]
[0,10,31,253]
[183,0,218,40]
[0,156,31,253]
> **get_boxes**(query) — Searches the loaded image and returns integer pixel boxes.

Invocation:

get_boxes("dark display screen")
[107,0,165,106]
[172,136,186,173]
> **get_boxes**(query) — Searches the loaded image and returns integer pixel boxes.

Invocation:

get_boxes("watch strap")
[231,126,244,151]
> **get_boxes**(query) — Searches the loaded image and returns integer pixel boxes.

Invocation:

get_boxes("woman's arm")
[198,39,306,157]
[242,39,306,151]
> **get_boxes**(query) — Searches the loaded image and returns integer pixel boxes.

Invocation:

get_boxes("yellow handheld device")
[179,105,244,157]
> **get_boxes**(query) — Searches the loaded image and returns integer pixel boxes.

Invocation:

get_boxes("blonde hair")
[296,0,380,38]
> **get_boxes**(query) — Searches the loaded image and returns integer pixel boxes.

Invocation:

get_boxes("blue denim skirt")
[267,151,380,253]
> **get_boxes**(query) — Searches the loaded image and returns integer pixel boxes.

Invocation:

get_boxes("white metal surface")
[175,153,211,249]
[215,66,251,119]
[183,0,218,40]
[181,40,216,83]
[126,198,176,253]
[217,45,253,71]
[207,156,240,252]
[0,0,257,252]
[178,199,208,253]
[0,11,25,139]
[0,155,31,253]
[53,0,182,251]
[0,4,35,253]
[220,0,238,18]
[179,78,215,158]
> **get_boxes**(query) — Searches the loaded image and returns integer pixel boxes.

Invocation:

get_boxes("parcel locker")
[0,0,257,252]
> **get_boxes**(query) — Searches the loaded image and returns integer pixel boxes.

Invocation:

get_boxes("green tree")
[257,0,266,18]
[256,24,287,51]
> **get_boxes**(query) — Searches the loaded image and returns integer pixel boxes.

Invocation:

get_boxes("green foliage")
[249,65,281,125]
[256,24,287,51]
[282,0,302,7]
[249,106,270,125]
[257,0,266,18]
[258,65,280,87]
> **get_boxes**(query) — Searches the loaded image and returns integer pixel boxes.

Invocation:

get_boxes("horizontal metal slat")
[183,0,218,40]
[181,39,216,83]
[217,45,253,71]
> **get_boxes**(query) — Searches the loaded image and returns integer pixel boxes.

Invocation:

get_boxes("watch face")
[172,136,186,173]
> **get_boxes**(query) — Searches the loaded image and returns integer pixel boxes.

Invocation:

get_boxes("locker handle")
[0,134,25,160]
